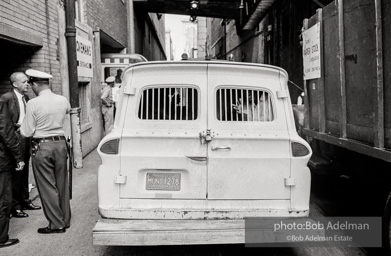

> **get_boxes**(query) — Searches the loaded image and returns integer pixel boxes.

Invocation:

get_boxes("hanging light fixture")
[190,0,199,10]
[239,0,244,25]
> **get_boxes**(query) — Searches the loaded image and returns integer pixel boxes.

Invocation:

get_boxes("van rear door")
[119,64,208,199]
[206,64,291,200]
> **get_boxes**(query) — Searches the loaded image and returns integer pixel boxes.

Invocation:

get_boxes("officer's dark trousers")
[32,140,71,229]
[0,171,12,243]
[12,134,31,211]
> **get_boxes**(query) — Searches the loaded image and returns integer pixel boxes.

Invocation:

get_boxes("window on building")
[79,82,90,125]
[216,88,274,122]
[138,87,198,121]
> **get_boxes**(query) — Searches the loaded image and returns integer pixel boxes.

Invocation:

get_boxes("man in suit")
[0,95,25,247]
[0,72,41,218]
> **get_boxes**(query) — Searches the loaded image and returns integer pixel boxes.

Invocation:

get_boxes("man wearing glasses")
[0,72,41,220]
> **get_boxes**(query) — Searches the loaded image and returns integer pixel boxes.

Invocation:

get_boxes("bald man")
[0,72,41,219]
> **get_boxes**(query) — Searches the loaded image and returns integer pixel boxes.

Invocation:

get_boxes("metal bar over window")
[163,88,166,120]
[168,88,172,120]
[217,88,273,122]
[139,86,197,121]
[230,89,234,121]
[152,88,155,120]
[192,88,195,120]
[146,89,149,120]
[157,89,161,120]
[174,89,177,121]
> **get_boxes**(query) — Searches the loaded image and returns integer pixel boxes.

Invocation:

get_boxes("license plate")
[146,173,181,191]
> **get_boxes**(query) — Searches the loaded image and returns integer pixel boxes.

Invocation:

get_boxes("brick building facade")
[0,0,62,96]
[85,0,128,49]
[0,0,166,158]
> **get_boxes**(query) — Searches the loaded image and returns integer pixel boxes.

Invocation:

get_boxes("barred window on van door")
[216,88,274,122]
[138,87,198,120]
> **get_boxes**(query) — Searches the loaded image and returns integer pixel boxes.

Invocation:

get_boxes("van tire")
[383,191,391,255]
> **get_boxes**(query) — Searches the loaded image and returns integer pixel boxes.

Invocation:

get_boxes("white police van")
[93,60,312,245]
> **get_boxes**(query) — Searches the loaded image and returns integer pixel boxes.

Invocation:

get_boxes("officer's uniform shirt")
[112,84,120,104]
[101,84,113,107]
[14,89,26,126]
[21,89,70,138]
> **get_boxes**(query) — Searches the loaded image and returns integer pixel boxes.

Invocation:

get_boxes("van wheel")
[383,191,391,255]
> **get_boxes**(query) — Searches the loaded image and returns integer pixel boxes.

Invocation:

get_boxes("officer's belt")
[33,136,66,143]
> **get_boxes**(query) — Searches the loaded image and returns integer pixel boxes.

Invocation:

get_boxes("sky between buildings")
[165,14,189,60]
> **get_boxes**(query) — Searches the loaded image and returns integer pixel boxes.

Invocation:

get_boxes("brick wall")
[0,0,62,96]
[85,0,127,47]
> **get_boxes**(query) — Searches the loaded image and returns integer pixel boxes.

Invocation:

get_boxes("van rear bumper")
[92,215,310,246]
[93,218,245,245]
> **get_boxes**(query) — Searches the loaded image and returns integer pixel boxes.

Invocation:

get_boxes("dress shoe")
[23,203,41,210]
[12,210,28,218]
[0,238,19,248]
[37,227,66,234]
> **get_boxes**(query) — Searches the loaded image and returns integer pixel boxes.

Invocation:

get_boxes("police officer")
[101,76,115,135]
[21,69,71,234]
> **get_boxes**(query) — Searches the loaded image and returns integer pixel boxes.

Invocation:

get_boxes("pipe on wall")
[65,0,83,168]
[126,0,136,53]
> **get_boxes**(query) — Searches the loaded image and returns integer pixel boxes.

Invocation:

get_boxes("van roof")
[123,60,288,78]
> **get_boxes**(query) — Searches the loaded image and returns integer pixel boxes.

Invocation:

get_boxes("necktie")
[22,96,26,113]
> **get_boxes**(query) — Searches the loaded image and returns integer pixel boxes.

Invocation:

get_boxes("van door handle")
[186,156,207,161]
[211,146,231,151]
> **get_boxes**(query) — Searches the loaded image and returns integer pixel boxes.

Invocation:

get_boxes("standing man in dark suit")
[0,72,41,218]
[21,69,71,234]
[0,96,25,247]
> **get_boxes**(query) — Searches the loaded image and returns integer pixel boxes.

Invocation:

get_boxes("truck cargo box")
[303,0,391,162]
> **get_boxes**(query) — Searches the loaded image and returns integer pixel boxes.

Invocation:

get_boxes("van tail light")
[100,139,119,154]
[292,142,310,157]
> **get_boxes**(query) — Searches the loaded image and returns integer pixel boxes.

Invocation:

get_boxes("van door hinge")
[277,90,289,99]
[114,175,127,184]
[284,177,296,187]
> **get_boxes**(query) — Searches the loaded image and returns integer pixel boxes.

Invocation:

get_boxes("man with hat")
[101,76,115,135]
[21,69,71,234]
[0,72,42,219]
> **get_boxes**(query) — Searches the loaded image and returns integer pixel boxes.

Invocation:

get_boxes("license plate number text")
[146,173,181,191]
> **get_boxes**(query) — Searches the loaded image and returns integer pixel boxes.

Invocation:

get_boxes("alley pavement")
[3,149,103,256]
[1,149,374,256]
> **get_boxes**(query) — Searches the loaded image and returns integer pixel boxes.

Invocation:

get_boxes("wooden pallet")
[93,218,245,246]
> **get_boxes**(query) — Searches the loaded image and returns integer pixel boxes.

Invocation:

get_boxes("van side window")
[216,88,274,122]
[138,87,198,120]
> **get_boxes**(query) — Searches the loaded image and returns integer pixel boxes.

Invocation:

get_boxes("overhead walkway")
[134,0,276,30]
